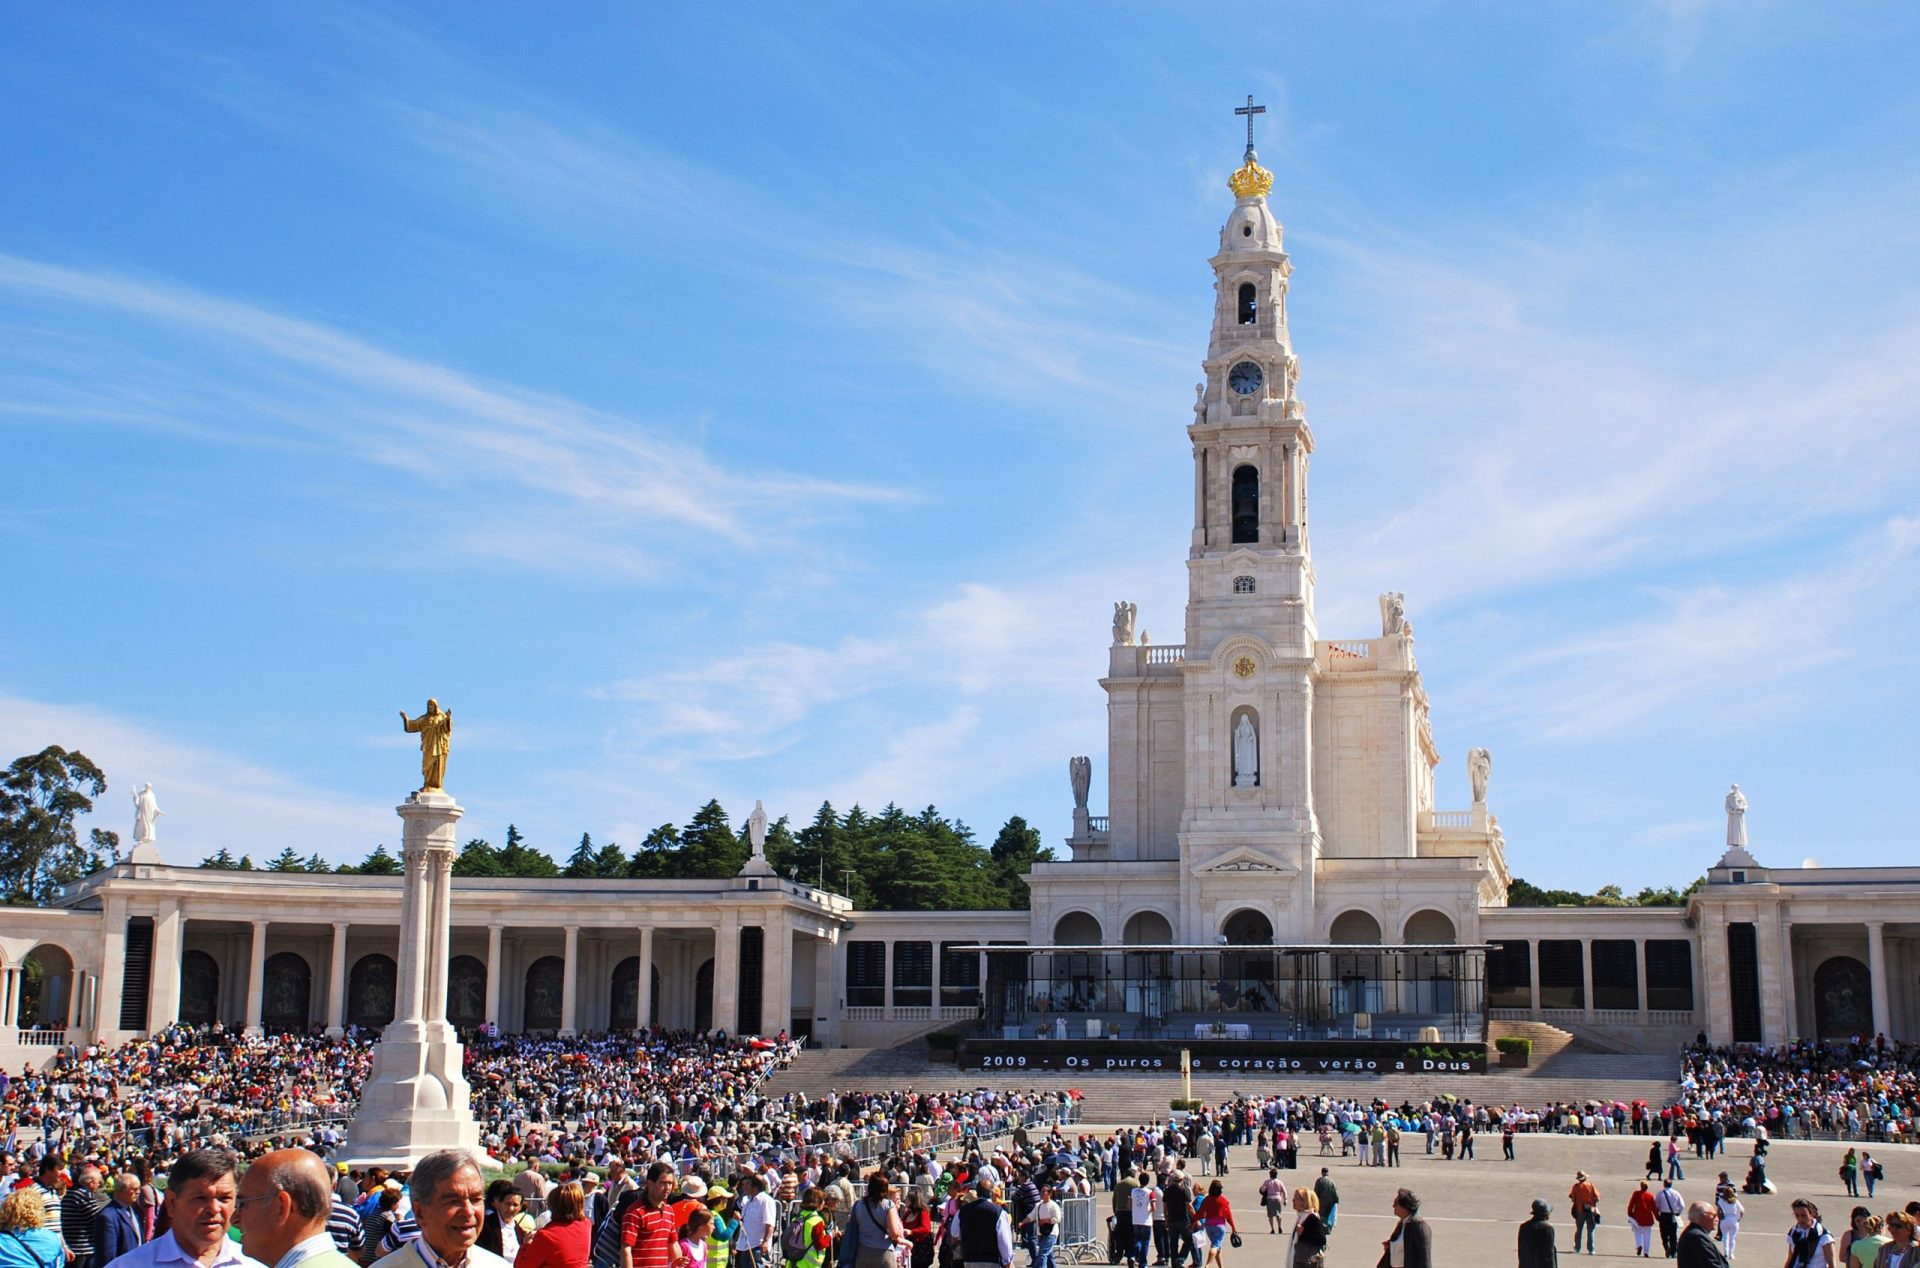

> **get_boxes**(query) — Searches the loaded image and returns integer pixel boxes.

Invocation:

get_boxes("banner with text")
[957,1038,1488,1075]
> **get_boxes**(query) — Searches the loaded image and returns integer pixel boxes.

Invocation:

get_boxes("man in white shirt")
[105,1148,266,1268]
[237,1150,359,1268]
[732,1173,778,1268]
[372,1151,510,1268]
[1127,1174,1159,1268]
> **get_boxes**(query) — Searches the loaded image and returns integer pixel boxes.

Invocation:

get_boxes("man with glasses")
[236,1149,360,1268]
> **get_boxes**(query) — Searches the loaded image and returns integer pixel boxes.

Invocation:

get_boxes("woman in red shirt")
[1199,1181,1238,1268]
[1626,1181,1658,1258]
[519,1182,593,1268]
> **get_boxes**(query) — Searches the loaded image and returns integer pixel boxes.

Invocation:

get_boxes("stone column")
[1,967,15,1028]
[149,901,183,1029]
[1776,908,1798,1041]
[326,922,349,1037]
[1755,912,1789,1046]
[94,903,128,1039]
[340,790,479,1166]
[1698,909,1733,1045]
[1578,937,1593,1014]
[635,926,653,1031]
[484,925,503,1031]
[1867,921,1891,1040]
[712,913,740,1034]
[1528,943,1541,1014]
[244,919,269,1036]
[760,916,791,1038]
[812,931,840,1046]
[560,926,580,1036]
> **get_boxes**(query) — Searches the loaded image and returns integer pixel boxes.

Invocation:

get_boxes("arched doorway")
[1402,910,1459,1014]
[180,950,220,1025]
[694,958,714,1032]
[1328,910,1384,1019]
[347,954,397,1030]
[448,956,487,1030]
[1050,912,1104,1012]
[611,956,640,1031]
[1220,909,1275,1013]
[1813,956,1872,1039]
[19,945,74,1029]
[1121,911,1174,1020]
[262,952,311,1032]
[524,956,565,1031]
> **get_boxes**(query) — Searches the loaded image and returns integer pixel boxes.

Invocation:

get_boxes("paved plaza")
[1074,1125,1918,1268]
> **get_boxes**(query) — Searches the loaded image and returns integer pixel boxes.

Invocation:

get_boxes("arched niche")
[1052,911,1104,945]
[1230,706,1260,788]
[180,949,220,1025]
[610,955,641,1031]
[523,956,565,1031]
[262,951,311,1032]
[1813,956,1871,1039]
[1231,465,1260,544]
[448,955,487,1030]
[694,958,714,1032]
[1328,909,1383,1016]
[19,944,75,1029]
[347,954,397,1030]
[1122,911,1173,945]
[1403,910,1456,945]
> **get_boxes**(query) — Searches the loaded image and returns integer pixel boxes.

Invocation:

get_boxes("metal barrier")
[1056,1196,1102,1264]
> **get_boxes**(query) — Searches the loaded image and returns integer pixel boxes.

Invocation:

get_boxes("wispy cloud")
[0,254,900,575]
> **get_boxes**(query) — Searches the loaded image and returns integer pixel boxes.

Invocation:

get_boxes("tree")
[303,852,330,873]
[1508,875,1706,908]
[988,815,1052,909]
[589,840,628,878]
[341,844,402,875]
[564,832,599,879]
[267,847,306,872]
[0,746,112,905]
[202,848,243,870]
[679,801,743,878]
[626,823,680,879]
[452,837,506,877]
[499,824,559,878]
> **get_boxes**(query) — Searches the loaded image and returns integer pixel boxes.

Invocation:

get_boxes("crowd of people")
[1671,1039,1919,1144]
[4,1029,1920,1268]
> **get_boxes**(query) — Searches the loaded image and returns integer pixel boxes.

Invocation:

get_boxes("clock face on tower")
[1227,360,1264,396]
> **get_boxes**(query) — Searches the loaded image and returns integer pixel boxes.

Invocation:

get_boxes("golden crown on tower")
[1229,151,1274,199]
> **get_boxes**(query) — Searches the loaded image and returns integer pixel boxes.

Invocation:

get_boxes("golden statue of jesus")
[400,698,452,792]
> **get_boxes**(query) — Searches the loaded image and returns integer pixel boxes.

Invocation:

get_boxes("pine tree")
[343,844,402,875]
[266,847,305,872]
[626,823,679,879]
[679,800,742,877]
[564,832,598,878]
[201,847,242,870]
[499,824,559,877]
[590,840,628,878]
[452,837,506,877]
[303,852,330,873]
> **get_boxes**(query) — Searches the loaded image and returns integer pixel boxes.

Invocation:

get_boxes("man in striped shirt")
[328,1194,364,1257]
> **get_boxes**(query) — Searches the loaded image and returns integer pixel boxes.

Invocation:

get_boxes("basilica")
[3,132,1912,1074]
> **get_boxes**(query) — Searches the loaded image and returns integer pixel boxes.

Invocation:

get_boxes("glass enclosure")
[966,944,1487,1044]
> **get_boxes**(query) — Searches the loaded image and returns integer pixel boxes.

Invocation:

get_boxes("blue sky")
[3,3,1917,891]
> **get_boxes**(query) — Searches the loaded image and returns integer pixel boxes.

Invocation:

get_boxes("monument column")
[560,926,580,1036]
[341,703,478,1165]
[1867,921,1891,1040]
[244,919,268,1036]
[149,901,183,1029]
[1755,910,1789,1046]
[484,925,503,1031]
[635,926,653,1031]
[326,922,349,1037]
[712,912,740,1034]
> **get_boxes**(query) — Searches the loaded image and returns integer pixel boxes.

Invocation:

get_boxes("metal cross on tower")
[1235,95,1266,152]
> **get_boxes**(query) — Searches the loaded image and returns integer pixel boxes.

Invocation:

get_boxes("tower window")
[1237,282,1257,324]
[1233,575,1255,594]
[1231,464,1259,544]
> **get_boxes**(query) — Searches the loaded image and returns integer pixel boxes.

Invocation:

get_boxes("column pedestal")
[341,791,481,1167]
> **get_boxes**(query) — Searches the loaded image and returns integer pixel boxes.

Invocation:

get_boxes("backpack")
[592,1195,641,1268]
[783,1212,816,1263]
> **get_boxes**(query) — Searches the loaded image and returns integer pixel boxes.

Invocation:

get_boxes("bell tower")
[1175,104,1321,940]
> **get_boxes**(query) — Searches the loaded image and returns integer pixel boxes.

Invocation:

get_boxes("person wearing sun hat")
[703,1185,738,1268]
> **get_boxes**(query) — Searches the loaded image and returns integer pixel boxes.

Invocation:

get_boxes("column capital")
[252,918,270,932]
[333,919,351,932]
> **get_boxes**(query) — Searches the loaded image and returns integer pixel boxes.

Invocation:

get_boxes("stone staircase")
[1488,1018,1576,1065]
